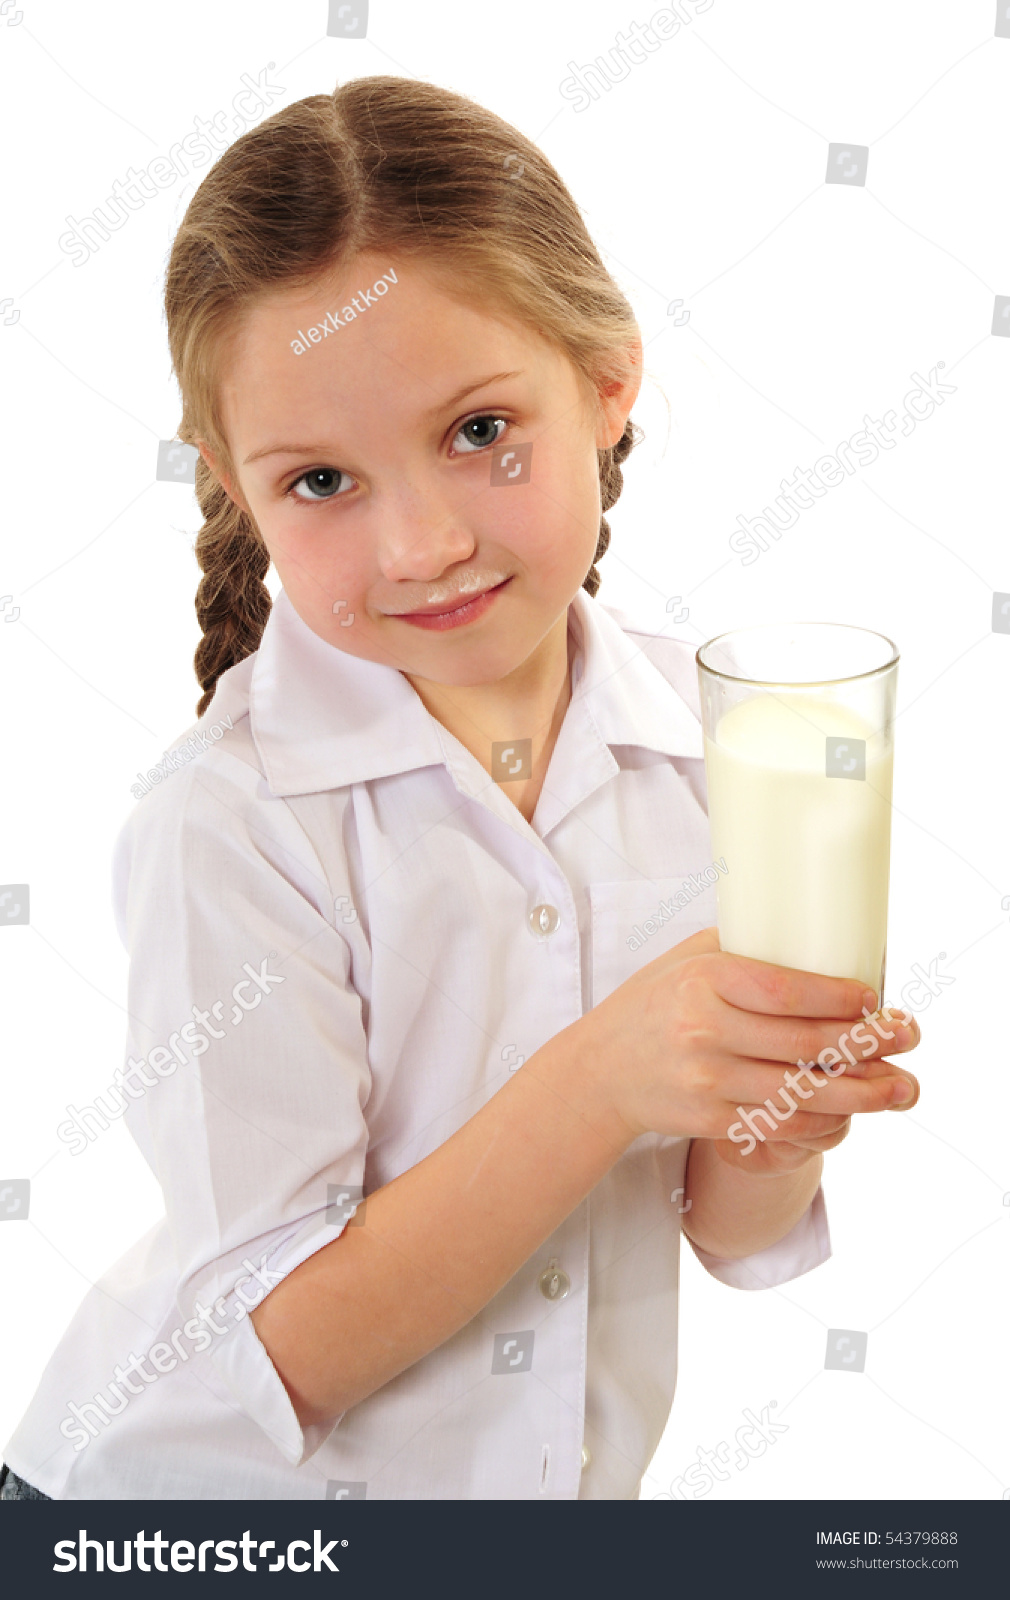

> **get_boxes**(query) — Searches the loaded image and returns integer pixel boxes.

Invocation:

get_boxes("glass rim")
[696,620,899,688]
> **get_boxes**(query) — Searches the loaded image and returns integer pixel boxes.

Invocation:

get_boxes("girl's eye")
[284,414,509,504]
[287,467,353,503]
[452,414,509,454]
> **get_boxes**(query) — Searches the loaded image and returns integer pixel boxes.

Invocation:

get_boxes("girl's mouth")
[390,576,512,631]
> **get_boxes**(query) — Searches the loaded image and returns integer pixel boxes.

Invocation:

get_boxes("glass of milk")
[696,622,898,1002]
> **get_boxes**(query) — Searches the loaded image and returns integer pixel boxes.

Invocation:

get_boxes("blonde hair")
[164,75,643,717]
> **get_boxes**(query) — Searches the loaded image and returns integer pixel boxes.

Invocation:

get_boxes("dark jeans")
[0,1463,52,1500]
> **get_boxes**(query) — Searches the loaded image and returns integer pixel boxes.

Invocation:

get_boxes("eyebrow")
[243,370,524,465]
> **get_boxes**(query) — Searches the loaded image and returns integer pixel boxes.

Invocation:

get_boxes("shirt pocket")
[588,875,719,1010]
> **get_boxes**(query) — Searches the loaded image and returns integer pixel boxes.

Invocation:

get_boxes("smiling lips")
[387,576,512,631]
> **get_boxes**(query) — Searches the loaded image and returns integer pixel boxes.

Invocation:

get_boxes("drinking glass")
[696,622,898,1002]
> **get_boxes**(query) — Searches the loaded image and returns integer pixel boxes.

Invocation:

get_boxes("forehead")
[218,253,572,447]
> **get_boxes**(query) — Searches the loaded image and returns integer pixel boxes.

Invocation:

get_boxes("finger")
[847,1052,920,1085]
[886,1068,919,1111]
[765,1118,853,1158]
[692,947,878,1021]
[780,1114,851,1143]
[666,925,721,961]
[832,1044,920,1079]
[720,1057,914,1118]
[724,1105,862,1144]
[713,1000,921,1072]
[788,1122,852,1154]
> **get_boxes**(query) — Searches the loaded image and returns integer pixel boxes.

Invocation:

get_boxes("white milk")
[703,692,892,994]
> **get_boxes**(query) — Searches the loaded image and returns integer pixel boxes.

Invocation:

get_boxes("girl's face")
[200,251,640,690]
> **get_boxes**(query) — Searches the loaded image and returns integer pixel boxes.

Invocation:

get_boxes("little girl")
[1,75,919,1503]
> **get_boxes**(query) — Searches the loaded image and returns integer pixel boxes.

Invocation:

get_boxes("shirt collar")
[248,585,702,799]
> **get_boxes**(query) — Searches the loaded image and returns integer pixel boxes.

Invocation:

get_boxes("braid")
[192,453,272,718]
[583,415,643,599]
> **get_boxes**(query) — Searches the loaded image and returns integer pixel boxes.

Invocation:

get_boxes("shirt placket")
[438,739,597,1498]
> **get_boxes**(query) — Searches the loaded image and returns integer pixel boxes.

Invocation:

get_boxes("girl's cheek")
[274,521,351,587]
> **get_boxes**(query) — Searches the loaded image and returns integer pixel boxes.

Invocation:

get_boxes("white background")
[0,0,1007,1501]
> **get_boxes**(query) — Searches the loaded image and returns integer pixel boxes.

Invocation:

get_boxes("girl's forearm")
[249,1019,634,1431]
[680,1137,823,1260]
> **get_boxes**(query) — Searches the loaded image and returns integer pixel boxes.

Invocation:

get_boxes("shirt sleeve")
[686,1184,831,1290]
[112,748,371,1468]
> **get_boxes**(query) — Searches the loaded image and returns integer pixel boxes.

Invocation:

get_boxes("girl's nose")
[376,493,476,583]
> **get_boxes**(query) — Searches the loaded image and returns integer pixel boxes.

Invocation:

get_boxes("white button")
[528,904,560,938]
[581,1445,591,1471]
[537,1258,570,1300]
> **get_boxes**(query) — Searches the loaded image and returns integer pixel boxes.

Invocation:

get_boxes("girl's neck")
[402,610,575,825]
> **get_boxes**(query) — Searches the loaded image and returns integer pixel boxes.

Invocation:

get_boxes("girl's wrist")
[683,1138,823,1258]
[531,1015,641,1160]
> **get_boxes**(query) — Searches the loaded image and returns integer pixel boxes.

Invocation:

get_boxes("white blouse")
[5,585,829,1501]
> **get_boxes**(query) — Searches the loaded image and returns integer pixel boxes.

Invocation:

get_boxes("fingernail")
[890,1078,915,1107]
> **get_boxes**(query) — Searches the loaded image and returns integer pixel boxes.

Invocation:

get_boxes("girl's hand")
[711,1115,853,1176]
[711,1039,920,1176]
[580,926,922,1150]
[710,1024,921,1175]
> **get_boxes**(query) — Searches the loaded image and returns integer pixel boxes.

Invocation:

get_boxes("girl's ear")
[197,441,252,516]
[596,333,643,450]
